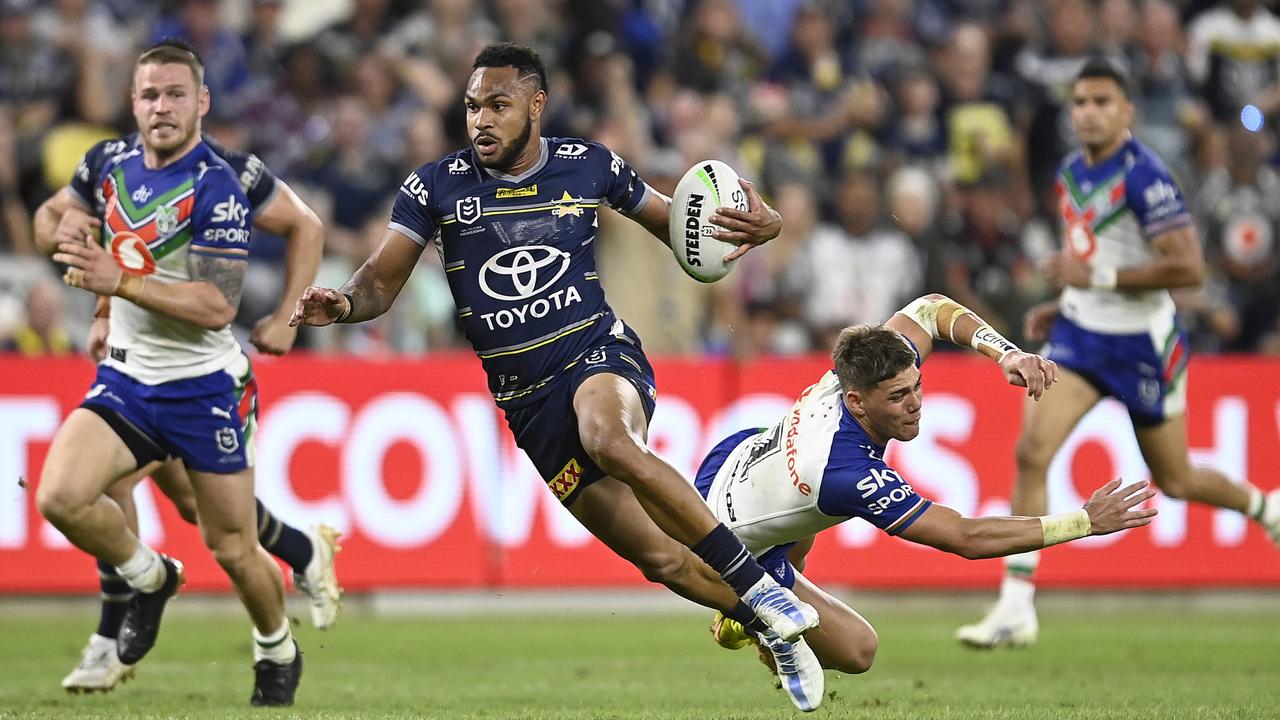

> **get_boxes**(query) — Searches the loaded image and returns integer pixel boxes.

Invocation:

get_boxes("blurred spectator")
[669,0,769,97]
[939,175,1046,346]
[764,2,884,177]
[302,95,397,266]
[722,181,815,357]
[883,67,946,172]
[1,276,77,356]
[1192,124,1280,351]
[935,22,1025,212]
[857,0,929,83]
[312,0,396,80]
[241,0,288,90]
[795,171,922,348]
[1016,0,1107,213]
[1187,0,1280,124]
[886,165,947,296]
[1129,0,1208,183]
[1097,0,1138,56]
[383,0,497,84]
[243,41,335,177]
[150,0,251,120]
[32,0,132,124]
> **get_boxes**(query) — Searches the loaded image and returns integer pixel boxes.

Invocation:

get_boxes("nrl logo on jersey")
[131,185,153,204]
[456,196,482,225]
[447,157,471,174]
[155,205,180,235]
[555,143,588,158]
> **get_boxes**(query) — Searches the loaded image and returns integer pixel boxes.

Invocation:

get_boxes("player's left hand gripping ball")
[669,160,781,282]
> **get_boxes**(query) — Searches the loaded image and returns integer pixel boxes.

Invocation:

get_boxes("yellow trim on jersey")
[476,317,601,360]
[439,200,602,225]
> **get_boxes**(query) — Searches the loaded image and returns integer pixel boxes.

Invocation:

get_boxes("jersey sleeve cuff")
[616,182,653,217]
[67,186,95,210]
[1144,213,1192,237]
[884,498,932,535]
[388,221,429,247]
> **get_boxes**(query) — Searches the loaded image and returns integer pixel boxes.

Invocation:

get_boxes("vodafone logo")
[110,232,157,275]
[1065,221,1097,260]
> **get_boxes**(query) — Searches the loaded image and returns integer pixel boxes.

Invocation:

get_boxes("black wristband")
[337,292,355,323]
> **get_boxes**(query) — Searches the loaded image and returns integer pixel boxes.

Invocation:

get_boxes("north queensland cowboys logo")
[479,245,571,301]
[155,205,179,235]
[456,196,482,225]
[215,427,240,454]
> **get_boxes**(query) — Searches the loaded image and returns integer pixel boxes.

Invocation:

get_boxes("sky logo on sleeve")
[211,195,249,226]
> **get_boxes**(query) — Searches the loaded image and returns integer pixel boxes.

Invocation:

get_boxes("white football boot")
[759,629,825,712]
[292,525,343,630]
[62,634,136,693]
[955,595,1039,649]
[744,578,820,642]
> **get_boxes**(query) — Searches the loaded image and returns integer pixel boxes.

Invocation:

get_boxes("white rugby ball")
[669,160,750,283]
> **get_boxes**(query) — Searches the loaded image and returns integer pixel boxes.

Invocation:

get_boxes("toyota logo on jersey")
[478,245,571,301]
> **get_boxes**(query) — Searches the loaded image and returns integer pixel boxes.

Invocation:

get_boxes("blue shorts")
[695,427,796,589]
[1041,313,1189,426]
[503,328,657,506]
[80,355,259,474]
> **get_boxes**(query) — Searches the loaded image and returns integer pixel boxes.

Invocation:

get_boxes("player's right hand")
[52,207,100,249]
[1023,301,1060,343]
[289,286,350,327]
[998,350,1059,400]
[86,317,110,363]
[1083,478,1157,536]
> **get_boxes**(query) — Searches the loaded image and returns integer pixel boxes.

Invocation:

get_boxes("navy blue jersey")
[70,132,278,215]
[390,137,652,407]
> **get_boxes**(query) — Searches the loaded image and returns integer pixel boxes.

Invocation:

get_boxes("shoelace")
[768,640,799,674]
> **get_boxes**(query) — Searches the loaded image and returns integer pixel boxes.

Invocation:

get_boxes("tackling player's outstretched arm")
[289,228,424,327]
[887,293,1061,399]
[898,478,1156,559]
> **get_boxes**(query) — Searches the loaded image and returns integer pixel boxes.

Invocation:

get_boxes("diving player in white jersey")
[36,42,302,706]
[705,293,1157,703]
[957,58,1280,649]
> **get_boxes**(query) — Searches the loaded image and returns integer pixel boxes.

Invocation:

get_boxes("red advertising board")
[2,354,1278,592]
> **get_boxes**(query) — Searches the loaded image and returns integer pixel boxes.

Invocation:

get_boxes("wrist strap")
[116,273,145,302]
[970,324,1019,361]
[1090,265,1118,290]
[336,292,355,323]
[1040,509,1091,547]
[93,294,111,319]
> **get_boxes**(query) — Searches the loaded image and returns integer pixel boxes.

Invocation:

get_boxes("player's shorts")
[80,353,258,473]
[695,427,797,589]
[503,326,657,506]
[1041,312,1189,426]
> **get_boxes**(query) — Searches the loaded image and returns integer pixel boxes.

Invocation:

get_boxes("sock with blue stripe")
[95,559,133,640]
[256,499,313,575]
[691,523,768,598]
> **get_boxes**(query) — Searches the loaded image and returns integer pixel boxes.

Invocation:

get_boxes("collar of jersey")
[478,137,549,184]
[1070,135,1135,184]
[838,392,887,457]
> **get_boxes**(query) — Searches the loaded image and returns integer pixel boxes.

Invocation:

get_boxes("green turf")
[2,606,1277,719]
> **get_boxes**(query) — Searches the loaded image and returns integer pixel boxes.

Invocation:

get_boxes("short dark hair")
[1074,57,1129,98]
[832,325,918,392]
[473,42,548,93]
[137,38,206,86]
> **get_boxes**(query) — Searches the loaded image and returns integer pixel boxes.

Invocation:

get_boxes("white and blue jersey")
[73,139,260,473]
[1048,136,1193,423]
[694,370,933,563]
[389,137,651,409]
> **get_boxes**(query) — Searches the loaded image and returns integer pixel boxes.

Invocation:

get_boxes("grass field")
[2,603,1278,719]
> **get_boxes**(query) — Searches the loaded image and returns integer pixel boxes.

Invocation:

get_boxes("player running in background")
[956,58,1280,649]
[702,293,1155,710]
[291,42,822,702]
[36,41,302,706]
[33,54,337,690]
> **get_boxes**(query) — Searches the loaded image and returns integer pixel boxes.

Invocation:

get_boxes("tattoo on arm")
[188,252,247,309]
[338,261,379,324]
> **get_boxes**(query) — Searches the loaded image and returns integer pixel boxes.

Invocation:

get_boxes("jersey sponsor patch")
[548,457,584,500]
[456,196,482,224]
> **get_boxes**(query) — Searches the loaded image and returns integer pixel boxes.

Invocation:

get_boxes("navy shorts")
[1041,313,1189,426]
[80,354,259,473]
[695,427,797,589]
[503,330,657,506]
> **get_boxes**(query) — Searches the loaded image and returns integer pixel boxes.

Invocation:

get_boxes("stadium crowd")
[1,0,1278,357]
